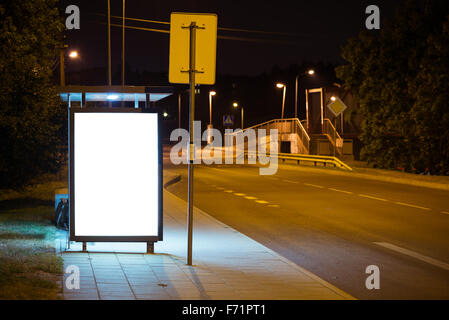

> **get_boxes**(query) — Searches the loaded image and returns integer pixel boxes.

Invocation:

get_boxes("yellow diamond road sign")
[169,13,218,85]
[327,97,348,117]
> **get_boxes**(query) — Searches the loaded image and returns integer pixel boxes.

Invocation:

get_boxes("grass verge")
[0,173,66,300]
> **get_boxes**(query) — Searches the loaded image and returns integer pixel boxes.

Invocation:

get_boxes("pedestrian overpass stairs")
[228,118,311,154]
[227,118,346,157]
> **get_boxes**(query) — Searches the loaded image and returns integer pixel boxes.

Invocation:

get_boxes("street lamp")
[295,69,315,119]
[209,91,216,126]
[233,102,244,128]
[276,83,286,119]
[331,96,337,102]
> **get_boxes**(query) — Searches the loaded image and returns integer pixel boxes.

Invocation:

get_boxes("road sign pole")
[187,21,197,266]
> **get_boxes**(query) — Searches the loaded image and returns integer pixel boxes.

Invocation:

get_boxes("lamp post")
[233,102,244,128]
[209,91,216,126]
[276,83,286,119]
[295,69,315,119]
[207,91,216,144]
[60,49,79,86]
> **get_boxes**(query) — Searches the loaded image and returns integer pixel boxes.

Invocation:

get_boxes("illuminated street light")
[295,69,315,119]
[331,96,337,102]
[163,112,168,118]
[69,50,79,59]
[276,83,287,119]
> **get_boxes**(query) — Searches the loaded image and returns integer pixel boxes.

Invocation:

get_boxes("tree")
[0,0,66,188]
[336,0,449,174]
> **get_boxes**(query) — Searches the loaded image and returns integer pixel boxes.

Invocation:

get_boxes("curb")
[163,174,182,189]
[281,162,449,191]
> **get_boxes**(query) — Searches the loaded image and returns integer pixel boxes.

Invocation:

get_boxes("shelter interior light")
[106,94,119,100]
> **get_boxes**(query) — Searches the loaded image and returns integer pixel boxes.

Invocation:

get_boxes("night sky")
[62,0,408,77]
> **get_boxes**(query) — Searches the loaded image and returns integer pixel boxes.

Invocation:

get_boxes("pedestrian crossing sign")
[223,115,234,126]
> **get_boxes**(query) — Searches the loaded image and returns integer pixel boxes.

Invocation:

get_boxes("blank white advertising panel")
[71,110,161,240]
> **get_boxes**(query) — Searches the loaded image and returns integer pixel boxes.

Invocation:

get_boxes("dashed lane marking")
[441,211,449,215]
[328,188,353,194]
[374,242,449,271]
[394,202,431,211]
[224,190,233,193]
[304,183,325,189]
[268,205,280,208]
[245,196,258,200]
[234,193,246,196]
[255,200,269,204]
[283,180,299,184]
[358,194,388,202]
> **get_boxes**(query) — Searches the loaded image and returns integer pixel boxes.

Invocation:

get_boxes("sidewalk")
[59,183,354,300]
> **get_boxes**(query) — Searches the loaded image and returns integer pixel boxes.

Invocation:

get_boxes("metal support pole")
[281,86,286,119]
[187,22,197,266]
[334,117,337,158]
[241,107,244,129]
[209,93,212,126]
[147,242,154,254]
[295,75,298,119]
[82,242,87,252]
[60,49,65,86]
[122,0,125,87]
[121,0,125,108]
[107,0,111,87]
[178,92,182,129]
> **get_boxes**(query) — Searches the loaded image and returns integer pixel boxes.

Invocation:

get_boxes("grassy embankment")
[0,170,67,299]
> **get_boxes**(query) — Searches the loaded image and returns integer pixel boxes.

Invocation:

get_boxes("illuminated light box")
[69,108,162,242]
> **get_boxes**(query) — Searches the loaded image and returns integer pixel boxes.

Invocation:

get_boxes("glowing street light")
[276,83,287,119]
[69,50,79,59]
[295,69,315,119]
[331,96,337,102]
[163,112,169,118]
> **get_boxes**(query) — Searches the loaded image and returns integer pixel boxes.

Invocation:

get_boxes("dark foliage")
[336,0,449,174]
[0,0,66,188]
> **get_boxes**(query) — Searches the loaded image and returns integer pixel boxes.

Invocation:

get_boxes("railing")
[323,118,343,156]
[227,118,311,154]
[246,151,352,171]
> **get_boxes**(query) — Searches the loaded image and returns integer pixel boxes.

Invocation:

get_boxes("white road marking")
[441,211,449,215]
[255,200,269,204]
[283,180,299,184]
[374,242,449,271]
[268,205,280,208]
[234,193,246,196]
[394,202,431,211]
[224,190,233,193]
[245,196,258,200]
[358,194,388,202]
[328,188,353,194]
[304,183,325,189]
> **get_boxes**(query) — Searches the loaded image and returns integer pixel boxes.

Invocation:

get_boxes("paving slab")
[58,187,354,300]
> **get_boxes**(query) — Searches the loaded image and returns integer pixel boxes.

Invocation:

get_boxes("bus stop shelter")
[58,85,173,108]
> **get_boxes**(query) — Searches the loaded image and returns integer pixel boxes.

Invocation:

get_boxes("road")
[164,158,449,299]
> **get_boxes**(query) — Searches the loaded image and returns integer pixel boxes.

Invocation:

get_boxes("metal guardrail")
[246,151,352,171]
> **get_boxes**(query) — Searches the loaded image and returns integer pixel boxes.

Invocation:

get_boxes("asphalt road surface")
[164,158,449,299]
